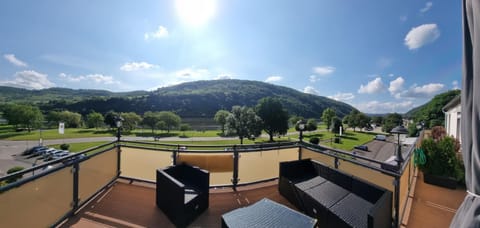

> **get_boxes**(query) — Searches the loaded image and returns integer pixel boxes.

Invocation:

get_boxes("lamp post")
[390,125,408,167]
[297,120,306,142]
[115,116,124,142]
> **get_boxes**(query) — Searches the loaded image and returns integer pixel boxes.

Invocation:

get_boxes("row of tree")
[1,103,186,133]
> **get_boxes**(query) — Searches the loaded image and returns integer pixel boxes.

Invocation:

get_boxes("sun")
[175,0,216,27]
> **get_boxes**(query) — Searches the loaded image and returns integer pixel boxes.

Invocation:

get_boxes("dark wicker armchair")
[156,163,210,227]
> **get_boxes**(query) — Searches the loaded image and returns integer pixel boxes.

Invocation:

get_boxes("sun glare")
[175,0,216,27]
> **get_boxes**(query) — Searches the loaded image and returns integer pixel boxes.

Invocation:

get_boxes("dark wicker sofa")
[279,159,392,228]
[156,163,210,227]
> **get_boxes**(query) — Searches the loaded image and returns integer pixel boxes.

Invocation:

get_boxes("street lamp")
[390,125,408,167]
[115,116,124,142]
[297,120,306,142]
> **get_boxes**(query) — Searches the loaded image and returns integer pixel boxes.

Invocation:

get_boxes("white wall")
[445,104,461,144]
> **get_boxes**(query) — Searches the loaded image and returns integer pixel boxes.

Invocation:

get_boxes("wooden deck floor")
[61,179,296,228]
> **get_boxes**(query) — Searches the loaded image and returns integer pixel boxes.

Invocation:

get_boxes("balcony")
[0,133,466,227]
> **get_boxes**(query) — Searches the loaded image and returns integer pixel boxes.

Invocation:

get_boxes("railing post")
[117,142,121,177]
[394,176,400,228]
[172,147,178,166]
[72,161,79,213]
[334,157,339,169]
[232,145,239,191]
[298,143,303,160]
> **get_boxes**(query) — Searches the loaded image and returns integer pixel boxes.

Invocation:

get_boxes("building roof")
[443,95,461,112]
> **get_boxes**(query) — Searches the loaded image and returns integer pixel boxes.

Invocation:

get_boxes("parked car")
[354,145,369,151]
[374,135,387,141]
[23,146,46,156]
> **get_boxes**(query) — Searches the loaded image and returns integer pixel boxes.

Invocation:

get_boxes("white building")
[442,96,461,144]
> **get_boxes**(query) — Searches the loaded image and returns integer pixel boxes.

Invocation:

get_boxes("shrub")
[419,136,464,181]
[431,126,447,141]
[60,144,70,150]
[309,137,320,145]
[6,166,25,183]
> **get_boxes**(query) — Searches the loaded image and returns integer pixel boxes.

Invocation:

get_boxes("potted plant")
[418,127,464,189]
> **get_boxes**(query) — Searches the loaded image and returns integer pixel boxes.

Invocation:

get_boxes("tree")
[121,112,142,132]
[255,98,289,141]
[3,104,43,132]
[331,117,343,134]
[142,111,161,133]
[158,111,181,133]
[321,108,336,130]
[180,123,191,137]
[382,113,403,133]
[306,118,318,131]
[289,115,302,128]
[356,113,371,130]
[344,110,360,131]
[86,112,104,129]
[371,116,383,126]
[226,106,263,144]
[214,110,230,136]
[47,111,82,128]
[104,111,119,129]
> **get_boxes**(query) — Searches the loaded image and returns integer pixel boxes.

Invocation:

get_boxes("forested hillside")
[405,89,461,127]
[2,80,357,119]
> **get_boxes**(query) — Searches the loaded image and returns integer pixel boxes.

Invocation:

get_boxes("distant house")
[442,96,461,144]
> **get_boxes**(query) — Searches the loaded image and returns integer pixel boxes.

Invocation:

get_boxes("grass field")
[47,130,377,153]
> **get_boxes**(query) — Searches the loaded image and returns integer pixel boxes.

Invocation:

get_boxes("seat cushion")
[329,193,373,227]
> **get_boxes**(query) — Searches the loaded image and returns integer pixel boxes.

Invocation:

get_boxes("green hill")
[404,89,461,127]
[0,86,147,104]
[2,80,357,118]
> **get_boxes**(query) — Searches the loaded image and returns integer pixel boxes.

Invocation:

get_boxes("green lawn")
[303,130,378,151]
[0,124,303,141]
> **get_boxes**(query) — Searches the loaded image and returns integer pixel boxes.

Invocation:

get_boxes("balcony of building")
[0,131,467,227]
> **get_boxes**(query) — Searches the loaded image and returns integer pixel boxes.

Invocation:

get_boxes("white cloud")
[420,2,433,13]
[400,15,408,22]
[452,80,459,90]
[87,74,115,84]
[303,86,319,95]
[404,24,440,50]
[388,73,395,77]
[120,62,157,71]
[388,77,405,95]
[59,73,117,84]
[313,66,335,75]
[356,100,415,114]
[144,26,169,40]
[328,92,355,102]
[265,75,283,83]
[3,54,28,67]
[395,83,445,98]
[358,77,385,94]
[0,70,54,89]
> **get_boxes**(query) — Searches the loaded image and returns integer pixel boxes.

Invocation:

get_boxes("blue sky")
[0,0,462,114]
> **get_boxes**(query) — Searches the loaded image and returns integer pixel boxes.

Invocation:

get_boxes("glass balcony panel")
[177,153,234,186]
[79,149,118,205]
[337,159,395,192]
[120,147,172,182]
[238,148,298,184]
[301,148,336,167]
[0,167,73,227]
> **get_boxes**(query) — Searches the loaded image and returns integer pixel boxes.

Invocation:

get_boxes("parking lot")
[351,135,412,163]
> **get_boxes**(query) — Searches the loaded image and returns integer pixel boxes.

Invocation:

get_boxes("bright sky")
[0,1,462,114]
